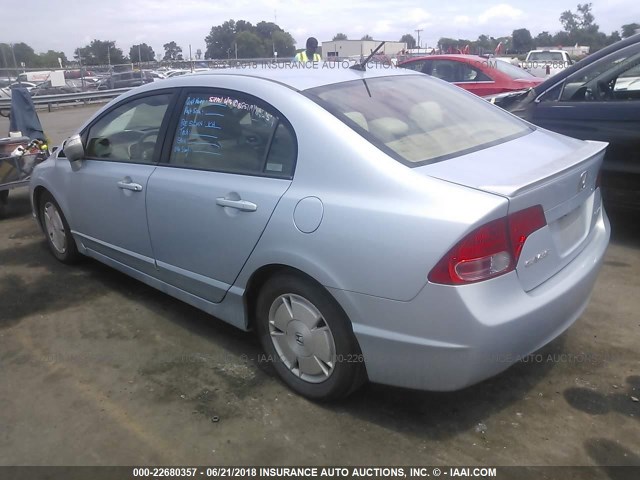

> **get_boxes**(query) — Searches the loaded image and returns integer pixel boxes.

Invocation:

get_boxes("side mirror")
[62,134,85,162]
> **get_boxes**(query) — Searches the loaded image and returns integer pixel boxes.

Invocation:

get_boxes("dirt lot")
[0,107,639,472]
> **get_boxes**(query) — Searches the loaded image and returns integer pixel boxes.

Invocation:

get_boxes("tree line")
[0,19,297,69]
[1,6,638,69]
[333,4,638,55]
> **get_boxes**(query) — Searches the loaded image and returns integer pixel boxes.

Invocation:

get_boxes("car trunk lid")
[416,129,607,291]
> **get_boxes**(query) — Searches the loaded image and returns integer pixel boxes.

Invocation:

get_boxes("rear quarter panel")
[229,82,509,301]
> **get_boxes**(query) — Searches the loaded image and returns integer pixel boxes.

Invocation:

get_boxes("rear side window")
[494,60,537,80]
[400,60,427,72]
[307,75,531,166]
[168,92,296,177]
[431,60,492,82]
[528,52,564,62]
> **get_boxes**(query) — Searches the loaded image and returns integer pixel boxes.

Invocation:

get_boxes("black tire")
[39,191,80,264]
[256,273,366,400]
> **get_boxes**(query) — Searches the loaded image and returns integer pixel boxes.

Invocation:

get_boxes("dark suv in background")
[97,71,154,90]
[489,33,640,210]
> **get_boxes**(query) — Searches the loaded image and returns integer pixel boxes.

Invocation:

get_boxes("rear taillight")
[428,205,547,285]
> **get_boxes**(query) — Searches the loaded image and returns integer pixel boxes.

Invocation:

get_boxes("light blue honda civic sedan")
[30,65,610,399]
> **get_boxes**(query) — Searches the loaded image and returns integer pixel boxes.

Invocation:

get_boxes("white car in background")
[521,49,574,78]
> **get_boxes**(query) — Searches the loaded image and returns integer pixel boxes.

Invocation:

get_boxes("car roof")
[149,63,418,91]
[534,33,640,94]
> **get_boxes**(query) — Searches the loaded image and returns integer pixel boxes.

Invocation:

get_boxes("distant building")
[321,40,407,60]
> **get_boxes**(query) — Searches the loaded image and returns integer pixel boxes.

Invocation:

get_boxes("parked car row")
[488,34,640,210]
[398,34,640,210]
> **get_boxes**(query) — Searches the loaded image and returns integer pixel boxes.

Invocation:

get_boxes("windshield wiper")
[350,41,386,71]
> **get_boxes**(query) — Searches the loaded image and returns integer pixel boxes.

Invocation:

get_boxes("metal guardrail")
[0,88,131,112]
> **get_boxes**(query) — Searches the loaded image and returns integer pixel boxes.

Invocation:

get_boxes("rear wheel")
[39,192,80,264]
[256,273,366,400]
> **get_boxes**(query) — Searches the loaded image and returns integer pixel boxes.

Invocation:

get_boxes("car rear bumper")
[328,207,610,391]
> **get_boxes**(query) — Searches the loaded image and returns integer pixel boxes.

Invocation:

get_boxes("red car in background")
[398,55,543,96]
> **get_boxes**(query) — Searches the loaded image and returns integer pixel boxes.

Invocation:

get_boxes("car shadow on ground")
[316,336,566,441]
[0,187,32,220]
[606,206,640,248]
[585,438,640,476]
[564,376,639,420]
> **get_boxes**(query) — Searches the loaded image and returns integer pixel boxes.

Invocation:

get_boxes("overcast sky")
[6,0,637,59]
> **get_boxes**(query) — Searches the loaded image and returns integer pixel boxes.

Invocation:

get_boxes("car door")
[145,89,297,303]
[530,45,640,177]
[67,91,176,275]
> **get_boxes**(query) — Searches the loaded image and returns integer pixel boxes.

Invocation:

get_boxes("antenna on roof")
[350,41,386,71]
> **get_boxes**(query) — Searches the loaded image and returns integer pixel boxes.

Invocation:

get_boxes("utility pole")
[415,29,423,49]
[138,44,142,66]
[189,44,193,72]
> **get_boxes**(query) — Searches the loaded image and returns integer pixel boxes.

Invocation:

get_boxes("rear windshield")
[306,75,531,166]
[494,60,537,80]
[528,52,564,62]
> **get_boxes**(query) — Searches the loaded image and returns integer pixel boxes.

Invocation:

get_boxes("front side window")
[85,93,172,163]
[168,92,296,177]
[561,44,640,101]
[307,75,531,166]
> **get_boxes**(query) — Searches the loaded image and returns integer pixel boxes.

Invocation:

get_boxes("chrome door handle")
[117,181,143,192]
[216,197,257,212]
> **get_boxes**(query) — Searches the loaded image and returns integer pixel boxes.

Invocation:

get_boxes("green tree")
[204,19,296,59]
[606,31,622,45]
[552,31,571,46]
[559,3,603,48]
[74,40,126,66]
[621,23,640,38]
[129,43,155,63]
[272,30,296,57]
[437,37,459,52]
[205,20,237,59]
[235,31,265,58]
[533,31,554,47]
[361,34,373,41]
[255,21,279,40]
[11,42,38,67]
[163,41,182,61]
[474,35,495,52]
[332,33,348,41]
[36,50,68,68]
[512,28,533,52]
[400,34,416,49]
[0,44,12,69]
